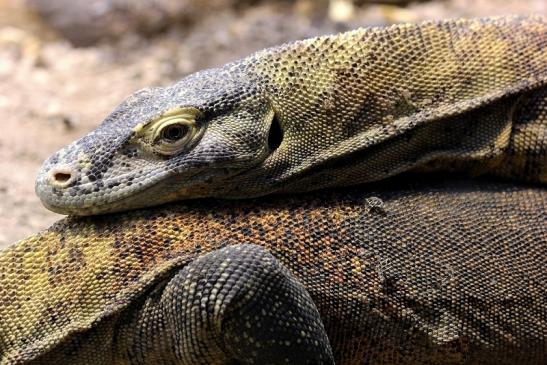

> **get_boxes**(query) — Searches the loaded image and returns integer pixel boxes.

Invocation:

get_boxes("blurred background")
[0,0,545,248]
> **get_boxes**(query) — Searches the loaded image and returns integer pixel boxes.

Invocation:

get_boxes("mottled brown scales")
[34,15,546,215]
[1,178,546,364]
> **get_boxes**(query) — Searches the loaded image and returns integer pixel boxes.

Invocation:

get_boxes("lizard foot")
[161,244,334,365]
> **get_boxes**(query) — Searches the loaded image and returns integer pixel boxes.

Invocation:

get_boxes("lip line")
[40,166,220,215]
[39,168,177,214]
[40,146,273,215]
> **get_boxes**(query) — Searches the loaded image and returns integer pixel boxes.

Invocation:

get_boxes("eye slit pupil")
[162,124,188,142]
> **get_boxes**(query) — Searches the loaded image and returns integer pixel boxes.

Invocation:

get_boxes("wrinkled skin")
[36,16,547,215]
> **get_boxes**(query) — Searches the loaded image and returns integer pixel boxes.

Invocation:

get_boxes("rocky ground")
[0,0,544,248]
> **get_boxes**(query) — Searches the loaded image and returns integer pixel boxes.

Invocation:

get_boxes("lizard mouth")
[36,154,268,216]
[36,167,202,216]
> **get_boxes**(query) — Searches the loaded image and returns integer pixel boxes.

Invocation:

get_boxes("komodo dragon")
[35,15,546,215]
[1,178,546,364]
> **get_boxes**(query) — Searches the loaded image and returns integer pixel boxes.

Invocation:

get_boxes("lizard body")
[2,178,546,364]
[35,15,547,215]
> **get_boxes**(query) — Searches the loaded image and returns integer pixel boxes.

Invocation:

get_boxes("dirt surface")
[0,0,545,248]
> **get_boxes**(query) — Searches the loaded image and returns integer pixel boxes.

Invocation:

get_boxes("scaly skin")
[35,15,547,215]
[1,178,546,364]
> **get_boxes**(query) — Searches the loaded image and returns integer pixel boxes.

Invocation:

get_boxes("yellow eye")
[154,116,195,147]
[153,114,200,155]
[134,107,204,156]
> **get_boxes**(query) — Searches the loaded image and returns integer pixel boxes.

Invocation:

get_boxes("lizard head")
[36,66,278,215]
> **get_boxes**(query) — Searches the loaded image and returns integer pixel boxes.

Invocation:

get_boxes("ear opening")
[267,113,283,152]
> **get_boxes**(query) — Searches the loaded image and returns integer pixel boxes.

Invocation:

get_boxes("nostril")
[54,172,71,183]
[48,166,77,188]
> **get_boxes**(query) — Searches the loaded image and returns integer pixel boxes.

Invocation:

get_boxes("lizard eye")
[161,123,190,142]
[153,117,199,155]
[134,107,204,156]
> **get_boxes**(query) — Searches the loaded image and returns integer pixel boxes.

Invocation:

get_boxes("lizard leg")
[161,244,334,365]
